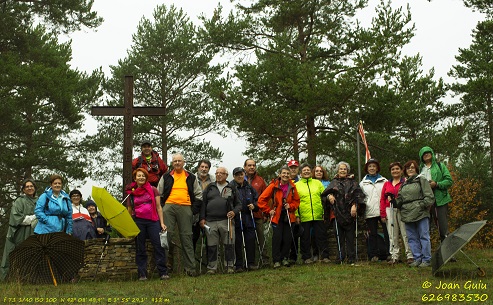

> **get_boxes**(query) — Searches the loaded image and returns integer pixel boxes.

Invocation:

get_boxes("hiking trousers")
[163,203,195,272]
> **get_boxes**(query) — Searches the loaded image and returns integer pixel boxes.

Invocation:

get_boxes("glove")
[389,198,397,207]
[21,215,36,225]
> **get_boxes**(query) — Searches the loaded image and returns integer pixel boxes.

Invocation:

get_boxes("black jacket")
[322,175,366,226]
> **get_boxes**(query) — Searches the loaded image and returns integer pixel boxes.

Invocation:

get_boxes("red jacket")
[257,178,300,225]
[247,172,267,219]
[380,178,404,219]
[132,151,168,187]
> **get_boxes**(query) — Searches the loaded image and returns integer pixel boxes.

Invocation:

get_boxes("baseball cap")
[287,160,299,167]
[141,140,152,147]
[233,167,245,175]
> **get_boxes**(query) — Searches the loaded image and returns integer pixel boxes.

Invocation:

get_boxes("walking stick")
[260,215,273,258]
[286,208,297,254]
[199,228,205,274]
[355,207,358,262]
[239,211,248,269]
[93,234,111,281]
[333,211,343,264]
[250,210,263,268]
[387,194,396,264]
[227,217,233,270]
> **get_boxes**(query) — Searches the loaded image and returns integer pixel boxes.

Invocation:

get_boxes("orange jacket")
[257,178,300,225]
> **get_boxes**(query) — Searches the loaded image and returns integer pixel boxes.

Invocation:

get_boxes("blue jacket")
[34,187,73,234]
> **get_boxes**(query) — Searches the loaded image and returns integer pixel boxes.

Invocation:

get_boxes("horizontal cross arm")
[91,106,166,116]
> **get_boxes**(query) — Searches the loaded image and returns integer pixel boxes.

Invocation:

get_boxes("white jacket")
[360,175,387,219]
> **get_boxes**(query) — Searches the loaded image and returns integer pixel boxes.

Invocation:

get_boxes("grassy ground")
[1,249,492,305]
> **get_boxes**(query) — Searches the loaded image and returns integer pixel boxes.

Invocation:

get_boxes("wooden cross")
[91,75,166,196]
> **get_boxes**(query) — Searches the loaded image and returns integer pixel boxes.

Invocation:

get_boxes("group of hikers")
[0,174,111,281]
[127,141,453,279]
[0,139,453,281]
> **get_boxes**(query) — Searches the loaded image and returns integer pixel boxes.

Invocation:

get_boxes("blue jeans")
[135,217,167,277]
[405,217,431,263]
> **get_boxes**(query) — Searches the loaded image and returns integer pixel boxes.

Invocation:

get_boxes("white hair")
[336,161,351,173]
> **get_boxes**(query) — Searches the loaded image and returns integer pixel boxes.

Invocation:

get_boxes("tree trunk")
[306,115,316,165]
[293,130,299,162]
[487,96,493,188]
[161,95,168,163]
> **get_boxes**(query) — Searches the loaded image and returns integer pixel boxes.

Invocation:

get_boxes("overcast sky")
[64,0,483,193]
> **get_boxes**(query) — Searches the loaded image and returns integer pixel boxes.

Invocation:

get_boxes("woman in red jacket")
[380,162,413,265]
[257,166,300,268]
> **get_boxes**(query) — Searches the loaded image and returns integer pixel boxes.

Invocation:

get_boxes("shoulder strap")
[45,196,49,211]
[271,186,278,209]
[437,161,444,175]
[137,156,144,169]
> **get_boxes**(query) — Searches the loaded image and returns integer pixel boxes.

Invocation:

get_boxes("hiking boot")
[248,265,259,271]
[419,261,431,268]
[407,258,414,265]
[282,259,290,267]
[273,262,281,268]
[388,259,397,265]
[347,260,355,265]
[186,270,198,277]
[139,276,147,281]
[206,269,216,275]
[312,255,319,262]
[321,258,331,264]
[235,267,245,273]
[370,256,379,262]
[160,274,170,280]
[409,260,422,267]
[227,267,235,274]
[304,258,314,264]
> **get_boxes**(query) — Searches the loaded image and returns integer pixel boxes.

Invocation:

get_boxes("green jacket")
[397,174,435,223]
[295,177,325,222]
[1,194,37,280]
[419,146,453,206]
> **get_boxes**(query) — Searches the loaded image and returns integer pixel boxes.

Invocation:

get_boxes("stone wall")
[79,238,156,281]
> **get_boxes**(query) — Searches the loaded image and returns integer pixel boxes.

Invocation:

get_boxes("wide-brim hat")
[364,158,380,173]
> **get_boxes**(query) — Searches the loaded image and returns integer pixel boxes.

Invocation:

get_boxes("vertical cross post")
[91,75,167,198]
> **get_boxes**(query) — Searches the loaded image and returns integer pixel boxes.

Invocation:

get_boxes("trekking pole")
[227,217,233,270]
[333,211,343,264]
[93,234,111,281]
[286,206,297,254]
[250,210,263,268]
[387,193,396,264]
[239,211,248,269]
[355,209,358,262]
[260,215,273,258]
[199,228,205,274]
